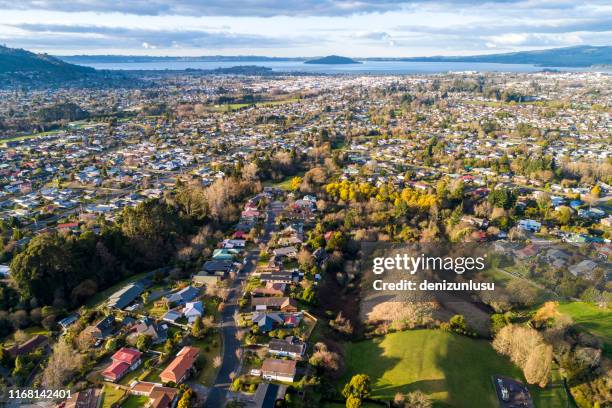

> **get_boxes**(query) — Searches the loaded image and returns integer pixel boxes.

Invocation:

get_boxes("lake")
[75,60,609,74]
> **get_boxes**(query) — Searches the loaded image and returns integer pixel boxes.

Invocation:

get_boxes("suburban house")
[58,314,79,331]
[62,388,100,408]
[268,337,306,359]
[162,310,182,324]
[202,260,234,276]
[518,219,541,232]
[129,318,168,344]
[222,238,246,249]
[160,346,200,384]
[261,358,297,382]
[130,382,178,408]
[252,312,285,332]
[259,271,300,284]
[272,246,298,258]
[107,282,145,310]
[251,282,286,297]
[166,285,199,305]
[84,315,115,340]
[192,272,222,286]
[251,297,298,312]
[183,301,204,324]
[212,248,240,261]
[569,260,599,278]
[101,347,142,382]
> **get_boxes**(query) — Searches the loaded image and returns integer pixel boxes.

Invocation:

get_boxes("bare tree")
[42,339,84,388]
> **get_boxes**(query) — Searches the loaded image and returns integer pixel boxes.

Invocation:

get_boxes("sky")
[0,0,610,57]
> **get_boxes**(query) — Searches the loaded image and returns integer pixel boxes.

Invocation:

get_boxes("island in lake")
[304,55,360,64]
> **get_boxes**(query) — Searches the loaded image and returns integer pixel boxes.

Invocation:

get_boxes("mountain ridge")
[56,45,611,68]
[0,45,94,78]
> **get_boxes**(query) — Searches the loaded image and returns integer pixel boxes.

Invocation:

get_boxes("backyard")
[558,301,612,357]
[340,329,567,408]
[100,384,125,408]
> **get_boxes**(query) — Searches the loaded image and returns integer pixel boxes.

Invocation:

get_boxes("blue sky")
[0,0,610,57]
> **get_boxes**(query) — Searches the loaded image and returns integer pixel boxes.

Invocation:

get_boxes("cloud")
[0,0,528,17]
[484,32,584,47]
[395,17,612,36]
[4,23,300,50]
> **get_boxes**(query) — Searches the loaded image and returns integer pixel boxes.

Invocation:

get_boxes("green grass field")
[341,329,566,408]
[100,384,125,408]
[558,302,611,357]
[121,395,149,408]
[262,171,305,191]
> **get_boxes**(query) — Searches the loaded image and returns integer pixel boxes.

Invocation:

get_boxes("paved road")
[205,206,277,408]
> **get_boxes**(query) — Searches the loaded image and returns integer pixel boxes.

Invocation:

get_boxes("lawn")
[558,302,611,357]
[262,171,305,191]
[191,332,222,386]
[100,384,125,408]
[121,395,149,408]
[143,367,163,383]
[341,329,566,408]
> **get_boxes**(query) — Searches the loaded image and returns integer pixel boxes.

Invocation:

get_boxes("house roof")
[203,260,233,273]
[184,301,204,318]
[108,283,144,309]
[112,347,142,365]
[160,346,200,384]
[162,310,182,322]
[252,297,297,309]
[101,360,130,380]
[131,381,156,394]
[262,358,296,376]
[269,338,305,355]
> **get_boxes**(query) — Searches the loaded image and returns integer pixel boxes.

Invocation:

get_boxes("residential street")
[205,205,277,407]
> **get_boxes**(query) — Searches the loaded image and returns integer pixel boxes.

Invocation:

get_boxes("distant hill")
[59,55,301,64]
[0,45,94,79]
[305,55,360,65]
[386,45,612,67]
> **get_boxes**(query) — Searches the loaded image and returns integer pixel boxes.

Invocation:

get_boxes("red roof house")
[101,347,142,382]
[160,346,200,384]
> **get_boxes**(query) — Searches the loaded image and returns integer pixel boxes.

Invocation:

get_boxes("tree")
[309,342,343,376]
[163,339,174,355]
[492,324,552,387]
[10,233,71,304]
[346,395,362,408]
[554,206,572,225]
[449,315,467,332]
[42,339,84,388]
[342,374,371,402]
[105,338,118,352]
[177,387,194,408]
[297,249,315,270]
[136,334,152,351]
[191,316,203,338]
[290,176,303,191]
[506,280,538,307]
[524,343,553,387]
[491,313,509,334]
[404,390,432,408]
